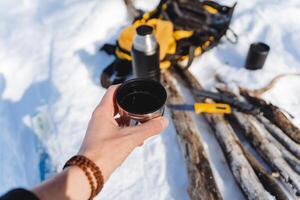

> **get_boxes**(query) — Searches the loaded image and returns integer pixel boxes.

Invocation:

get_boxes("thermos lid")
[245,42,270,70]
[133,25,158,55]
[136,25,153,36]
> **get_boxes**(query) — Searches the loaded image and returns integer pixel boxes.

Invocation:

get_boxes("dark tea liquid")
[120,92,161,114]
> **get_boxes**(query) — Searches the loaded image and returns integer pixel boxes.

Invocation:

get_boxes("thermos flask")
[131,25,160,81]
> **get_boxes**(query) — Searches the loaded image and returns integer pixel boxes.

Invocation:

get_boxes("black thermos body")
[131,25,160,81]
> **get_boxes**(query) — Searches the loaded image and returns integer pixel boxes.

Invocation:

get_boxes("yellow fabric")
[115,49,132,61]
[202,40,211,49]
[203,5,218,14]
[117,18,176,62]
[160,61,171,69]
[173,30,194,40]
[179,47,203,62]
[116,14,216,69]
[142,12,151,21]
[194,47,202,56]
[162,3,167,10]
[166,37,176,55]
[117,26,136,55]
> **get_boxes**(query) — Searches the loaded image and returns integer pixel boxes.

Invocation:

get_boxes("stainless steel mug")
[115,78,167,126]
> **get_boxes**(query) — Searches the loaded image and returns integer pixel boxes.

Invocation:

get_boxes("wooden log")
[240,88,300,144]
[216,84,300,168]
[207,114,274,199]
[172,67,274,199]
[236,140,289,200]
[264,129,300,175]
[230,111,300,195]
[161,70,222,200]
[257,115,300,161]
[216,76,298,198]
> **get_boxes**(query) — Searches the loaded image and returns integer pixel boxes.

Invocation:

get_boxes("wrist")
[65,166,92,199]
[32,167,90,200]
[64,155,105,199]
[78,150,110,183]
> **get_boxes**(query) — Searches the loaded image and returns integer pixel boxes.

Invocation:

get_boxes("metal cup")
[115,78,167,126]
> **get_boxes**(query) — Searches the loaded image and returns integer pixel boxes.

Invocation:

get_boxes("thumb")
[129,117,169,145]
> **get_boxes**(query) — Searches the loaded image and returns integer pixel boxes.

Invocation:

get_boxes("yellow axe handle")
[194,103,231,114]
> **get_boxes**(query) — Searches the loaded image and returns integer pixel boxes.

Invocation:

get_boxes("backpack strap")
[225,27,239,44]
[100,59,132,88]
[100,44,116,55]
[182,46,196,70]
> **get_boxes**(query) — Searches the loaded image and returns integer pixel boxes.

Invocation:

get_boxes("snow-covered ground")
[0,0,300,199]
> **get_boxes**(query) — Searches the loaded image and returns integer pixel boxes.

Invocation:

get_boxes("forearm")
[32,167,91,200]
[31,85,167,200]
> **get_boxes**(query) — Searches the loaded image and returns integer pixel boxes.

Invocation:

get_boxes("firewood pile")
[162,67,300,200]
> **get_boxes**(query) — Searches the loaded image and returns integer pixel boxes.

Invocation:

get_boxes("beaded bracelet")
[63,155,104,200]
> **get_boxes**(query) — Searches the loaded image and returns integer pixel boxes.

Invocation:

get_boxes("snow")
[0,0,300,199]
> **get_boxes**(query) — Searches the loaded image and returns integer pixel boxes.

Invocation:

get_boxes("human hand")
[32,85,168,200]
[78,85,169,182]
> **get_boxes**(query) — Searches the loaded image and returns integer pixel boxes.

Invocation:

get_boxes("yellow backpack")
[100,0,237,88]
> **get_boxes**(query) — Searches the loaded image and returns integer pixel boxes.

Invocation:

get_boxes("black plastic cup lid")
[116,78,167,115]
[136,25,153,36]
[245,42,270,70]
[250,42,270,54]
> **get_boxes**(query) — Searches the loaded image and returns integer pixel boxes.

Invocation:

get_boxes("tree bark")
[230,111,300,195]
[266,132,300,175]
[216,84,300,173]
[207,114,274,199]
[257,115,300,161]
[216,74,298,198]
[240,89,300,144]
[172,67,273,199]
[161,70,222,200]
[236,140,289,200]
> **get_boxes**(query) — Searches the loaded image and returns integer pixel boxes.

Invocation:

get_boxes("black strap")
[165,1,208,30]
[100,60,115,88]
[0,189,39,200]
[100,59,132,88]
[225,27,239,44]
[100,44,116,55]
[182,46,195,70]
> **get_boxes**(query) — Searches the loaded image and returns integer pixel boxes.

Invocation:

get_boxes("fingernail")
[161,117,169,129]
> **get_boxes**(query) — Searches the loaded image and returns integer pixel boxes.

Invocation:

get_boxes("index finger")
[127,116,169,146]
[95,84,120,117]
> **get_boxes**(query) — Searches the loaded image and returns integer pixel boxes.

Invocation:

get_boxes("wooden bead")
[63,155,104,199]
